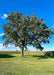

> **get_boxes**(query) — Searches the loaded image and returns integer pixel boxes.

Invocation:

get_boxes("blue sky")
[0,0,54,51]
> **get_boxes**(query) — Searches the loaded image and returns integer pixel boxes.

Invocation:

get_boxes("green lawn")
[0,54,54,75]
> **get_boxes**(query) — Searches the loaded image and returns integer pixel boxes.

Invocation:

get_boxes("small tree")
[2,11,53,57]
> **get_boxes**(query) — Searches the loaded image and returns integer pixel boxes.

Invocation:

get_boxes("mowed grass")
[0,54,54,75]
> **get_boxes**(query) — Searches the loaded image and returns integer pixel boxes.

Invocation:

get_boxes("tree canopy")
[2,11,53,57]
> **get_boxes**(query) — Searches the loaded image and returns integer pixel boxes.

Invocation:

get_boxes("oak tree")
[2,11,53,57]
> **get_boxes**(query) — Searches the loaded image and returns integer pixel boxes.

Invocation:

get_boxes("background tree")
[2,11,53,57]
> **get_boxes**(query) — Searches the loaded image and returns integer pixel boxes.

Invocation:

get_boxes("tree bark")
[20,47,24,57]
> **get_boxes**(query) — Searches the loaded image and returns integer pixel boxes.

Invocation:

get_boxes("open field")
[0,51,54,56]
[0,53,54,75]
[0,51,20,54]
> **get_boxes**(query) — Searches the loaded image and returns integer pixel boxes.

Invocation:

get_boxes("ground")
[0,54,54,75]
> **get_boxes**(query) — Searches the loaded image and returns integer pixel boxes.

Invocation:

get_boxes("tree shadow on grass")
[33,55,53,59]
[25,54,54,59]
[0,54,15,58]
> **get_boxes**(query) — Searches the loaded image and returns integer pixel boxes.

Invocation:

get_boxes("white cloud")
[52,26,54,27]
[0,33,4,36]
[0,44,20,51]
[0,44,3,46]
[1,14,8,19]
[27,46,37,51]
[52,24,54,27]
[4,14,7,17]
[0,43,54,51]
[53,24,54,25]
[0,44,3,49]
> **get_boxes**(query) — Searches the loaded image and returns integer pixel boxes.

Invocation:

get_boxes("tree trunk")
[20,47,24,57]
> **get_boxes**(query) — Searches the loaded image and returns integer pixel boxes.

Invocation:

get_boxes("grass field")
[0,54,54,75]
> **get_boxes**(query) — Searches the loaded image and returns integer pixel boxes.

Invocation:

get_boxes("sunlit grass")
[0,54,54,75]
